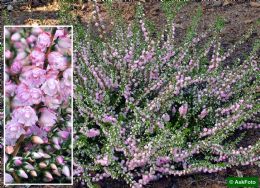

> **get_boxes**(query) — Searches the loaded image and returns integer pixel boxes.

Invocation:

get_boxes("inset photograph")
[4,26,73,185]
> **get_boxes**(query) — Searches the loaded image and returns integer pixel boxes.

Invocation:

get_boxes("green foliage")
[214,16,225,32]
[185,6,203,42]
[2,9,12,25]
[161,0,188,22]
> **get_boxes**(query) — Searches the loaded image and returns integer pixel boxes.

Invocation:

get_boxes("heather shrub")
[73,3,260,188]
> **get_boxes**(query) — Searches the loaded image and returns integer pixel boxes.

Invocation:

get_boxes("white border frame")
[4,25,74,186]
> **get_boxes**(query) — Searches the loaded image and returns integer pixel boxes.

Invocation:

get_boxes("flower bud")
[5,173,14,183]
[66,108,72,114]
[50,163,58,171]
[58,36,71,49]
[43,153,51,159]
[66,121,72,127]
[5,50,12,59]
[36,32,51,50]
[32,136,44,144]
[39,162,47,169]
[32,152,42,159]
[162,113,170,122]
[5,146,14,154]
[52,136,60,145]
[56,156,64,165]
[30,170,37,177]
[37,151,45,157]
[24,162,34,170]
[11,32,21,41]
[52,169,61,176]
[17,169,28,179]
[44,171,53,181]
[58,131,70,139]
[13,158,22,166]
[54,144,61,150]
[62,165,70,177]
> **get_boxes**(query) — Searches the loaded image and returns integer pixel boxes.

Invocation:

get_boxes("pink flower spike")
[52,136,60,146]
[103,115,117,123]
[96,155,110,166]
[30,88,43,105]
[86,129,100,138]
[179,104,188,117]
[199,108,208,119]
[15,51,27,61]
[162,113,170,122]
[32,27,43,35]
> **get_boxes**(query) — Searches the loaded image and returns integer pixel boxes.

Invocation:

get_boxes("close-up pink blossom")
[47,51,68,71]
[44,95,62,110]
[41,78,60,96]
[9,60,23,75]
[35,32,51,51]
[30,49,45,66]
[19,66,46,87]
[5,120,25,146]
[4,26,72,184]
[38,107,57,128]
[13,83,32,106]
[5,81,17,97]
[58,36,71,49]
[12,106,38,127]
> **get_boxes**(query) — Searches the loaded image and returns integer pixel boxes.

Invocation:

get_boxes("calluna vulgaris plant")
[4,27,72,184]
[73,3,260,188]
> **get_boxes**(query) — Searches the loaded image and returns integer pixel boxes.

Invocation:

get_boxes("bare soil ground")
[1,0,260,187]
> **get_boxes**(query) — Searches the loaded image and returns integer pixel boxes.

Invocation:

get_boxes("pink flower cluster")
[4,26,72,184]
